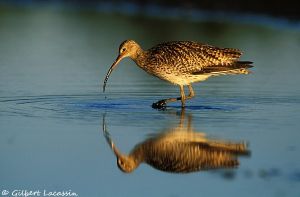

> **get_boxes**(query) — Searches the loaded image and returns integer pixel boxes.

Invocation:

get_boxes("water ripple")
[1,93,299,121]
[0,94,104,120]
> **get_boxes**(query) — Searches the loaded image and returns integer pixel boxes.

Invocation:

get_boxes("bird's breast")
[134,51,211,85]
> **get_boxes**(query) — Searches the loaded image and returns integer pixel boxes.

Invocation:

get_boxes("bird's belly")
[154,72,211,86]
[139,64,210,85]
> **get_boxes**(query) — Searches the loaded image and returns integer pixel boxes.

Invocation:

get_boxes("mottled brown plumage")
[103,40,253,109]
[103,111,250,173]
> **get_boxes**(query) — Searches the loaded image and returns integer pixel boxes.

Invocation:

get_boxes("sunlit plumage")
[103,40,253,109]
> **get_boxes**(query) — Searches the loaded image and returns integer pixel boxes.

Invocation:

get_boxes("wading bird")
[102,111,250,173]
[103,40,253,109]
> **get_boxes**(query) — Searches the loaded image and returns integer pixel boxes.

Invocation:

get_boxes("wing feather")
[148,41,251,75]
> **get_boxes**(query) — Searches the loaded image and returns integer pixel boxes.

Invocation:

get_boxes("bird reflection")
[103,110,250,173]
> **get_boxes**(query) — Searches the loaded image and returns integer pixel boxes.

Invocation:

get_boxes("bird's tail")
[233,61,253,74]
[209,61,253,75]
[236,61,253,66]
[207,140,251,156]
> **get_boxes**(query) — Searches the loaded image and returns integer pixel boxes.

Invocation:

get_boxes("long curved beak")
[103,54,124,92]
[111,143,122,158]
[102,116,122,158]
[105,134,122,158]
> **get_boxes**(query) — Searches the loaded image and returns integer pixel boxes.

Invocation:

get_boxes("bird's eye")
[118,159,124,166]
[122,48,126,52]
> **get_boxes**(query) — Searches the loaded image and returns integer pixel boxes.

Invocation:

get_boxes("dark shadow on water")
[73,102,128,109]
[169,105,239,111]
[102,109,251,174]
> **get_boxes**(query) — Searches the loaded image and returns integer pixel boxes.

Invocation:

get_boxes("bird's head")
[116,154,137,173]
[103,40,141,92]
[118,40,140,59]
[103,116,138,173]
[111,143,137,173]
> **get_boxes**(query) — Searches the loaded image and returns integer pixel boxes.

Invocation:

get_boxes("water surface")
[0,6,300,197]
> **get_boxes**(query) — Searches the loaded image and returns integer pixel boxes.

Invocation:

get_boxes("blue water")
[0,5,300,197]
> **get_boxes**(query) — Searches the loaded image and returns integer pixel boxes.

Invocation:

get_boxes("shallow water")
[0,6,300,197]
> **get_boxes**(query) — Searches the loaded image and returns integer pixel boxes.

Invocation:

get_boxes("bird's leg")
[152,85,186,109]
[179,85,186,108]
[152,97,180,110]
[187,113,192,132]
[186,84,195,99]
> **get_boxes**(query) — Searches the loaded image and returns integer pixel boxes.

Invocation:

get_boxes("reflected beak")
[111,143,122,158]
[103,54,124,92]
[102,115,123,158]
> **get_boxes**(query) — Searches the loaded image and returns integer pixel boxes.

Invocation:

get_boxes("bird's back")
[131,131,249,173]
[148,41,241,72]
[144,141,245,173]
[144,41,252,85]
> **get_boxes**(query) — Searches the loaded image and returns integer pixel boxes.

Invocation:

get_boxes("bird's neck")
[130,145,146,165]
[131,48,148,69]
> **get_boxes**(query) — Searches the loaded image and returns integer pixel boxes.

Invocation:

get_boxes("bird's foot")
[152,100,167,110]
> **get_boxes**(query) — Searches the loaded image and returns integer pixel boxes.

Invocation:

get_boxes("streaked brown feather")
[128,131,250,173]
[192,61,253,74]
[147,41,246,75]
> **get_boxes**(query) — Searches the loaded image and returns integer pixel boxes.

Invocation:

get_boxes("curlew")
[103,40,253,109]
[102,111,250,173]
